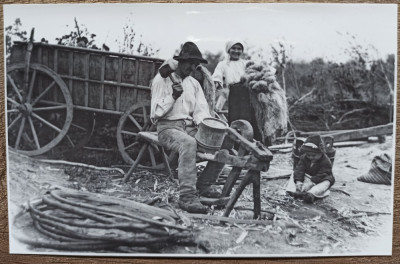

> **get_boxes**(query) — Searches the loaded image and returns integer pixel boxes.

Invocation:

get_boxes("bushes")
[284,55,394,131]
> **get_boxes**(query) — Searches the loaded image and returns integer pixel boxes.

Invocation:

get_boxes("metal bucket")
[195,117,228,154]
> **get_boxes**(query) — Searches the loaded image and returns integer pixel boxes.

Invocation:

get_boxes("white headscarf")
[225,41,244,54]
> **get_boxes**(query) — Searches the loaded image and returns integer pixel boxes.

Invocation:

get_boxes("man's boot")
[197,161,224,198]
[198,185,222,198]
[178,193,208,214]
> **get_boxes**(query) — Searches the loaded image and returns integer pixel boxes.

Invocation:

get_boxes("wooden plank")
[138,60,154,86]
[73,51,87,78]
[116,57,122,112]
[323,123,393,142]
[226,127,273,161]
[72,80,85,106]
[53,49,58,73]
[133,59,140,104]
[196,150,265,170]
[104,85,116,110]
[120,58,137,111]
[47,46,54,70]
[119,87,137,112]
[88,83,101,108]
[37,45,42,64]
[100,56,105,109]
[57,49,70,75]
[105,56,119,82]
[9,43,26,63]
[88,54,101,108]
[13,41,164,62]
[84,54,90,107]
[57,74,151,90]
[88,54,102,80]
[136,89,152,103]
[73,105,123,115]
[271,139,384,152]
[36,46,43,100]
[68,52,73,94]
[121,58,136,84]
[41,46,49,67]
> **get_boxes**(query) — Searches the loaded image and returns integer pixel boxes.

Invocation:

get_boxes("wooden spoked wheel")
[117,102,174,169]
[7,63,73,156]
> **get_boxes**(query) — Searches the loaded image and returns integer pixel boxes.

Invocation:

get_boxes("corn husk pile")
[242,61,288,141]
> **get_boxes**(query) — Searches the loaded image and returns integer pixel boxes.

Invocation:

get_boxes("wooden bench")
[123,120,273,219]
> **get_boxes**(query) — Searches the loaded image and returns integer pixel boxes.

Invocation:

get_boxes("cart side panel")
[136,89,152,104]
[38,46,58,102]
[89,54,103,81]
[138,60,156,86]
[104,85,117,110]
[38,45,55,70]
[57,50,70,75]
[72,80,86,106]
[105,56,119,82]
[56,50,73,105]
[9,44,26,64]
[88,54,103,108]
[88,83,101,108]
[73,51,88,79]
[120,86,138,112]
[122,58,136,84]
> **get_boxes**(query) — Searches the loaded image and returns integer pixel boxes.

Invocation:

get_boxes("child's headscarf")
[301,135,325,153]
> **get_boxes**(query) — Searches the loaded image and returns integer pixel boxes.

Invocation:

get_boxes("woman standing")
[212,41,262,141]
[212,41,247,110]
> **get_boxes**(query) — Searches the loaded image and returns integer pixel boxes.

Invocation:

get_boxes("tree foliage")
[55,18,100,49]
[5,18,28,64]
[284,54,394,131]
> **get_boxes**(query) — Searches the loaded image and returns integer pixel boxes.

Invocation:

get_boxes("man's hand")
[172,83,183,100]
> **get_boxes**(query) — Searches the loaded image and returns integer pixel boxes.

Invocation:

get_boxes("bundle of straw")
[242,61,288,140]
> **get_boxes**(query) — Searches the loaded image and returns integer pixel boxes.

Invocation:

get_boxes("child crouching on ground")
[285,135,335,203]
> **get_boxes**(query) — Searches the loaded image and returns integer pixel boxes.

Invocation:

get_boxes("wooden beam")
[324,123,393,142]
[196,150,265,170]
[226,127,273,161]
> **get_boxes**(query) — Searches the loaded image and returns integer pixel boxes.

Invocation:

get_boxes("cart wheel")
[7,63,73,156]
[117,101,174,169]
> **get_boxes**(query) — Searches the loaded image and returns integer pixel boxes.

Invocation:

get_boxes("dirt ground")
[7,136,394,256]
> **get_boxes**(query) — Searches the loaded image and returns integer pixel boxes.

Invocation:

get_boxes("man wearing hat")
[150,42,221,214]
[285,135,335,203]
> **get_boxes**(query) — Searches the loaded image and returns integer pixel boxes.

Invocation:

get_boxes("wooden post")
[223,170,258,218]
[221,146,247,197]
[252,171,261,219]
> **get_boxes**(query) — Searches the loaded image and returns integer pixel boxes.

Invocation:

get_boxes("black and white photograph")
[4,3,397,257]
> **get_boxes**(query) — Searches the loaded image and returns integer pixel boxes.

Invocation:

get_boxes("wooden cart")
[6,31,169,169]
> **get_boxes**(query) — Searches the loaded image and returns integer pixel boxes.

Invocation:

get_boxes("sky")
[3,3,398,63]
